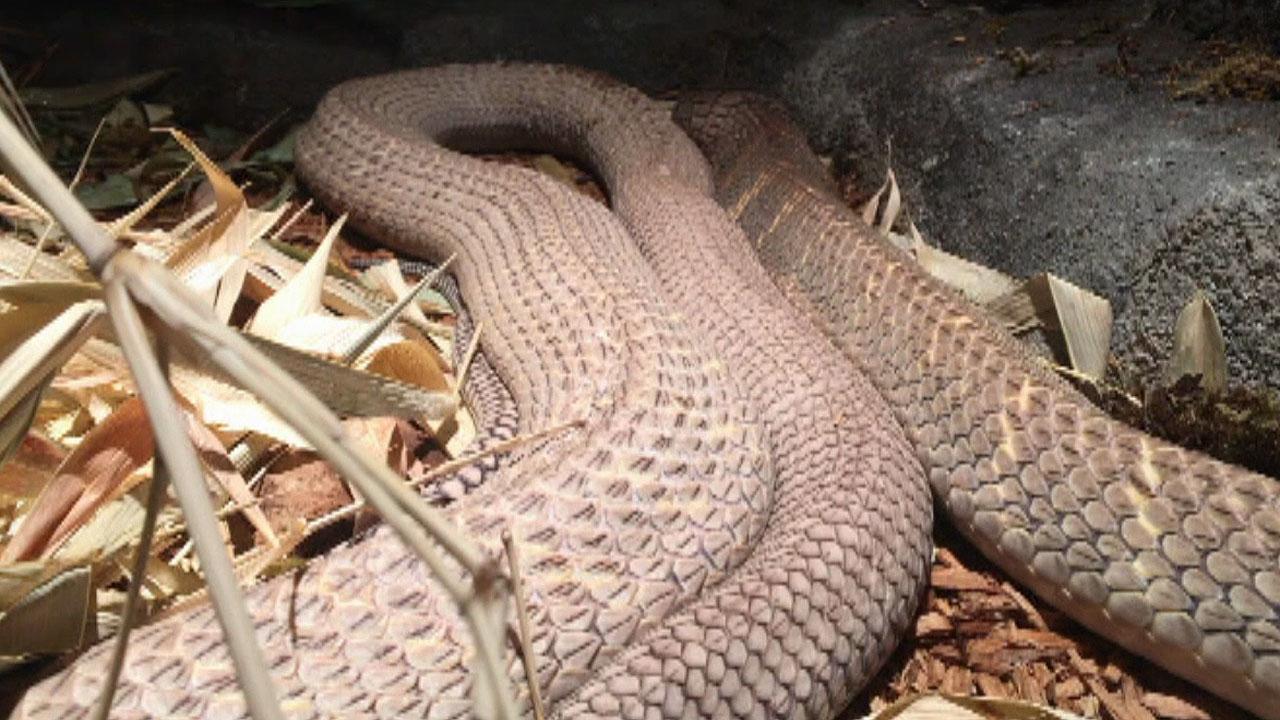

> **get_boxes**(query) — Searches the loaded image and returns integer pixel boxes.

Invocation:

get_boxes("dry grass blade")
[878,167,901,234]
[1167,288,1227,393]
[91,457,170,720]
[986,273,1113,379]
[247,213,345,339]
[360,257,433,327]
[0,175,53,226]
[455,322,484,393]
[503,530,547,720]
[1,235,83,281]
[0,564,92,656]
[1043,274,1112,380]
[239,333,454,419]
[0,61,41,151]
[267,198,312,243]
[161,128,249,301]
[102,273,286,720]
[916,242,1021,306]
[340,254,455,364]
[861,168,890,225]
[104,162,194,241]
[0,300,104,438]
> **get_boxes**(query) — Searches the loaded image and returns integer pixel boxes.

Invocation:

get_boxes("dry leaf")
[361,260,432,327]
[53,491,152,563]
[162,128,257,320]
[0,564,93,656]
[184,408,278,547]
[1167,289,1227,393]
[247,214,346,340]
[879,168,901,234]
[270,314,401,359]
[0,433,64,503]
[363,340,450,392]
[236,333,453,420]
[915,243,1021,306]
[988,273,1113,379]
[1140,692,1210,720]
[1,397,153,562]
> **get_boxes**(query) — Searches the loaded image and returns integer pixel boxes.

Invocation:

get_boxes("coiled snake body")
[12,64,1280,720]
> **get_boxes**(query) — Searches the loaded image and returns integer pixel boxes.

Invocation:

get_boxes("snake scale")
[11,64,1280,720]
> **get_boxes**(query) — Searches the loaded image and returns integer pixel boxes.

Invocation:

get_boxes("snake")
[9,63,1279,720]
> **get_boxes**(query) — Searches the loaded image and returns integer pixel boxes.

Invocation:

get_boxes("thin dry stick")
[21,115,106,278]
[92,409,172,720]
[153,491,264,547]
[0,61,40,150]
[503,530,547,720]
[267,198,312,243]
[103,276,285,720]
[340,253,456,364]
[306,417,584,535]
[105,162,195,241]
[455,321,484,392]
[0,111,114,272]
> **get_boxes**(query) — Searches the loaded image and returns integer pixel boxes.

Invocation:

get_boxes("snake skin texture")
[673,93,1280,720]
[12,64,933,719]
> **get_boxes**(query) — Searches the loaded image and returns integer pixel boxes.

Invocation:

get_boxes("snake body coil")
[11,64,1279,720]
[675,93,1280,719]
[14,65,930,719]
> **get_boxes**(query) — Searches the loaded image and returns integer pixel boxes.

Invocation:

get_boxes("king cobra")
[11,64,1280,720]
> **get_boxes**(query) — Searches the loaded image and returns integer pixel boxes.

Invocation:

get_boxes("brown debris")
[848,522,1251,720]
[1172,42,1280,101]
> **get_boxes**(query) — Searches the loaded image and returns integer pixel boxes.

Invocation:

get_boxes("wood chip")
[1055,676,1086,701]
[916,611,953,636]
[931,566,995,592]
[1140,692,1210,720]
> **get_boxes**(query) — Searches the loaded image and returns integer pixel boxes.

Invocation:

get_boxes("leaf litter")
[0,79,475,677]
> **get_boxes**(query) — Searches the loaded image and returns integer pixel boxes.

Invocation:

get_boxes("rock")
[9,0,1279,387]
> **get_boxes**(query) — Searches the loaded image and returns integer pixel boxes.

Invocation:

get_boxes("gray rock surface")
[781,2,1280,388]
[7,0,1279,386]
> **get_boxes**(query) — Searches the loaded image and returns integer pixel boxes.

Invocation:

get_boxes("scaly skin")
[674,92,1280,720]
[14,65,931,719]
